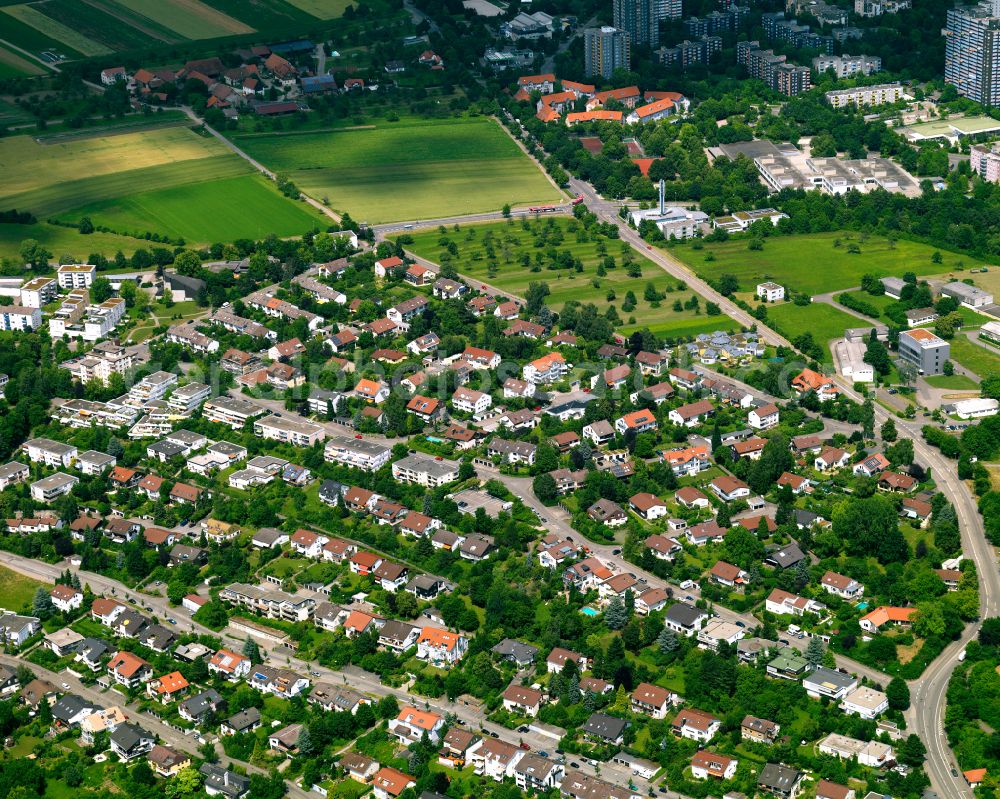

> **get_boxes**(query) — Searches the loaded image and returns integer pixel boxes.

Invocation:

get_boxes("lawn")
[2,3,112,56]
[232,117,562,223]
[0,221,155,262]
[949,336,1000,379]
[399,218,739,339]
[671,232,987,296]
[113,0,253,38]
[765,301,861,345]
[0,564,47,613]
[59,174,327,244]
[925,374,980,391]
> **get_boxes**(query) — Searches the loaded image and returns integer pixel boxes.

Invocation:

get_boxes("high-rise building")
[584,26,631,78]
[613,0,680,47]
[945,1,1000,106]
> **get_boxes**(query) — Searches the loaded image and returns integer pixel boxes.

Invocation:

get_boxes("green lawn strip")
[59,173,327,244]
[671,232,987,297]
[949,336,1000,379]
[924,374,980,391]
[83,0,186,43]
[765,301,861,345]
[401,218,738,335]
[0,221,155,261]
[8,155,252,217]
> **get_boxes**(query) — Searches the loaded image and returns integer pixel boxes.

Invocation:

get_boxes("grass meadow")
[0,564,47,614]
[282,0,353,17]
[201,0,316,27]
[232,117,562,223]
[0,222,155,261]
[671,232,987,296]
[764,301,862,344]
[400,218,739,339]
[950,336,1000,379]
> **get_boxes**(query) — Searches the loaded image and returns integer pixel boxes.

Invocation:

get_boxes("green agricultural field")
[0,222,154,261]
[282,0,352,16]
[113,0,253,38]
[0,564,47,614]
[672,232,988,297]
[0,11,84,60]
[0,128,230,198]
[61,174,327,244]
[2,3,111,56]
[399,218,739,339]
[232,117,562,223]
[35,0,160,51]
[0,44,46,77]
[201,0,314,28]
[765,301,861,345]
[949,336,1000,379]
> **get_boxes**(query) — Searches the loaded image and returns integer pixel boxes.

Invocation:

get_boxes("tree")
[90,276,113,303]
[297,726,314,756]
[605,596,627,630]
[19,239,52,271]
[242,637,261,664]
[174,250,202,277]
[887,676,911,710]
[900,733,926,766]
[32,587,53,619]
[656,628,679,654]
[832,495,908,563]
[804,636,825,668]
[79,216,94,234]
[881,418,897,443]
[532,473,557,504]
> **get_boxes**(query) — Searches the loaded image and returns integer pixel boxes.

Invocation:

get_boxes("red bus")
[528,205,557,213]
[571,195,585,205]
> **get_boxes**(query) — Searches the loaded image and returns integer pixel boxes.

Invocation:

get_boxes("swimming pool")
[580,607,600,617]
[857,602,868,610]
[425,436,445,443]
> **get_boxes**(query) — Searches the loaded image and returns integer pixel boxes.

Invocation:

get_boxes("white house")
[748,403,780,430]
[756,282,785,302]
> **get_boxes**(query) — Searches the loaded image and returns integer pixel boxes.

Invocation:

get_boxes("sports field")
[672,232,987,296]
[61,174,326,243]
[399,218,739,339]
[232,117,563,223]
[765,301,861,345]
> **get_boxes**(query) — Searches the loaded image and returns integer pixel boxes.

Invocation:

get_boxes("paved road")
[831,373,994,799]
